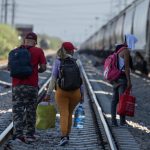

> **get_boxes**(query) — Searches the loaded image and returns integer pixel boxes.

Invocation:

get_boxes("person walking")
[8,32,47,143]
[45,42,84,146]
[111,43,132,126]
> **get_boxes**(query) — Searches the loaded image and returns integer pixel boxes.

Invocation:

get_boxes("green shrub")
[0,24,20,59]
[49,37,62,50]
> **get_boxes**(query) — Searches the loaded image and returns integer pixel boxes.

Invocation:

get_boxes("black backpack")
[57,57,82,91]
[8,47,33,78]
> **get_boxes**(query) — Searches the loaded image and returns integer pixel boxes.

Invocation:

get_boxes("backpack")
[57,57,82,91]
[103,47,126,81]
[8,47,33,78]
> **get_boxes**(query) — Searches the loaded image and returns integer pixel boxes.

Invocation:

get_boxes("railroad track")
[0,53,148,149]
[80,54,149,150]
[0,54,116,150]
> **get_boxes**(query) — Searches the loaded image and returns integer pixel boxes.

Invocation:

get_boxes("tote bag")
[117,89,136,117]
[36,102,56,129]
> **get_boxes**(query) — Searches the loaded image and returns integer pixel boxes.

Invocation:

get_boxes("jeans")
[111,77,127,124]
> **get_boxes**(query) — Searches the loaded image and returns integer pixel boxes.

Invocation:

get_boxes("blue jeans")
[111,77,127,124]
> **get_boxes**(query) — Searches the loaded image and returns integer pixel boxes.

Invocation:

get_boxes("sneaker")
[26,135,39,142]
[58,136,69,146]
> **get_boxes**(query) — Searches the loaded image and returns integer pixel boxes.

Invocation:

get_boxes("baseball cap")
[25,32,37,42]
[62,42,77,52]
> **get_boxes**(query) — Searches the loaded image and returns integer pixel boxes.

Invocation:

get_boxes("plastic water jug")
[74,104,85,129]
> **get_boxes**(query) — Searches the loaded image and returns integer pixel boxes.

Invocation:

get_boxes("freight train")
[80,0,150,72]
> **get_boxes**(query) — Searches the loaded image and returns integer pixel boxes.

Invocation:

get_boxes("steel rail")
[79,60,117,150]
[0,76,51,145]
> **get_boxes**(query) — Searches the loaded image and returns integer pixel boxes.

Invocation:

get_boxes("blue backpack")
[8,47,33,78]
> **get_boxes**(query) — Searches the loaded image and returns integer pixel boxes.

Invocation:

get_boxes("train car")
[81,0,150,66]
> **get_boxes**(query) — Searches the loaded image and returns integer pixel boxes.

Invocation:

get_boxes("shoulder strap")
[116,46,127,54]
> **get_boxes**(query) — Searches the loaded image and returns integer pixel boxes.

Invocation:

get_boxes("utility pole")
[12,0,15,26]
[1,0,5,23]
[4,0,8,24]
[1,0,16,25]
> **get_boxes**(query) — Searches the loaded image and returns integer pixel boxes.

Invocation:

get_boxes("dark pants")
[111,77,127,125]
[12,85,38,138]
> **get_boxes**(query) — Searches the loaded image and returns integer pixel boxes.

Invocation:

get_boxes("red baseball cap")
[62,42,77,52]
[25,32,37,42]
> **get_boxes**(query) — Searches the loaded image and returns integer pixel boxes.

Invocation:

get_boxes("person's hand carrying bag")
[36,99,56,129]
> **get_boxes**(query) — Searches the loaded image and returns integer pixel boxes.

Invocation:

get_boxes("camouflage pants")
[12,85,38,138]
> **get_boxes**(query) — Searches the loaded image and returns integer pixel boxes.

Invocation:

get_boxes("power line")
[15,10,105,14]
[14,14,104,20]
[15,9,106,16]
[15,19,97,25]
[18,1,111,8]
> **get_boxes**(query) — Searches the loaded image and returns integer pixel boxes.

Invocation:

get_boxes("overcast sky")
[1,0,134,44]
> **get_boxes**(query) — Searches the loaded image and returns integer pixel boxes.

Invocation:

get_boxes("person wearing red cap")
[9,32,47,143]
[44,42,84,146]
[61,42,77,52]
